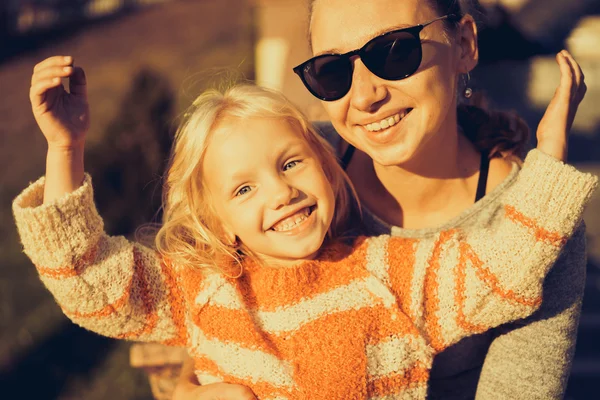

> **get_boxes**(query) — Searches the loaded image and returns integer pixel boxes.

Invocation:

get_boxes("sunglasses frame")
[293,14,457,101]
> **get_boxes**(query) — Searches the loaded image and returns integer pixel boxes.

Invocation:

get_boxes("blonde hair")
[155,84,355,272]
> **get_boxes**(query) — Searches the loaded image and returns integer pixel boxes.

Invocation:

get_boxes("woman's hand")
[536,50,587,162]
[172,355,258,400]
[173,383,258,400]
[30,55,89,150]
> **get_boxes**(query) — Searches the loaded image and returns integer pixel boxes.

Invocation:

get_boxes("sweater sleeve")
[474,224,586,400]
[12,174,188,346]
[384,149,597,354]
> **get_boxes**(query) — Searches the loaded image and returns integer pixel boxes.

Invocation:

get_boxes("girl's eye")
[235,186,252,197]
[283,160,300,171]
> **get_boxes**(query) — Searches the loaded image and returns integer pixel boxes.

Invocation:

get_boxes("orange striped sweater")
[13,150,597,400]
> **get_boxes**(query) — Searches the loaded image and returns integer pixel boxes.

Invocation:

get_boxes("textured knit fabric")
[315,121,592,400]
[13,151,597,400]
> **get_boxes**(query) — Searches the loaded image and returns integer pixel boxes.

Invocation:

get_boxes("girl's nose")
[268,180,299,209]
[349,58,388,112]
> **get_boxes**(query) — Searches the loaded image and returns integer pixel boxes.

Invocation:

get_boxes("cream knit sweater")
[13,150,597,400]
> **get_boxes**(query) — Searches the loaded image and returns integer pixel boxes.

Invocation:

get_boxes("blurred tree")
[87,68,175,237]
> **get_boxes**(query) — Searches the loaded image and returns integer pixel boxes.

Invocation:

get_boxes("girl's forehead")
[311,0,432,53]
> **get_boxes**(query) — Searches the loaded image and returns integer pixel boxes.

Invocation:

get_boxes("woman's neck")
[349,133,482,229]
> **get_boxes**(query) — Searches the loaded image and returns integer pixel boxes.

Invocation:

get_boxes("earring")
[463,72,473,99]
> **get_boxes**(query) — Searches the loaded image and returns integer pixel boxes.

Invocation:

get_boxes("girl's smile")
[202,117,336,266]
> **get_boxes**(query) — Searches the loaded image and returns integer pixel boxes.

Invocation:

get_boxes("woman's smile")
[360,108,413,145]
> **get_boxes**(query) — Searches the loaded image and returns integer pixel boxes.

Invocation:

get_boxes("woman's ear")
[457,14,479,73]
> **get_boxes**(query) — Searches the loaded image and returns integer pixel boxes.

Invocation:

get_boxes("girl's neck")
[349,132,482,229]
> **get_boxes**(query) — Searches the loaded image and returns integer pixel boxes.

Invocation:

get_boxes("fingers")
[562,50,586,104]
[33,55,72,73]
[557,50,586,104]
[29,77,63,108]
[30,56,86,107]
[31,65,73,86]
[556,51,574,104]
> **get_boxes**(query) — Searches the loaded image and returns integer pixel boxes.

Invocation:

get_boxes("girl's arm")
[13,172,188,346]
[14,56,188,346]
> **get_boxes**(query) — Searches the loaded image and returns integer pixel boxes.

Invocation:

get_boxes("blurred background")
[0,0,599,399]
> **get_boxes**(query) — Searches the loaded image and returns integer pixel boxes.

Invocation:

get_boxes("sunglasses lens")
[363,31,422,80]
[300,55,352,101]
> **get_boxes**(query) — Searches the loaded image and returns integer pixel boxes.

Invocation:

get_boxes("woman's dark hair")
[430,0,530,158]
[308,0,530,159]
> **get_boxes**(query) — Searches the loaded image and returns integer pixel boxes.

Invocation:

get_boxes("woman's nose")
[349,59,388,112]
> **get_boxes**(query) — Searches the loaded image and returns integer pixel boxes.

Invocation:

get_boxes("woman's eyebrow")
[314,23,414,56]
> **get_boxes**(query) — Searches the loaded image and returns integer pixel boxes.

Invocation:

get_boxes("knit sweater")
[13,150,597,400]
[317,122,595,400]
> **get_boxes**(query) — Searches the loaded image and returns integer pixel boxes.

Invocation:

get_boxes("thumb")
[69,66,87,97]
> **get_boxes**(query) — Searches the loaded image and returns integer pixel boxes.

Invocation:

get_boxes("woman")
[174,0,587,399]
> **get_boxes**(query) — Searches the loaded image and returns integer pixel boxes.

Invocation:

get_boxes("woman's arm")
[474,225,586,400]
[384,150,596,353]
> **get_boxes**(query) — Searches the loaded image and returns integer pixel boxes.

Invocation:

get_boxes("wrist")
[47,142,85,155]
[536,139,567,162]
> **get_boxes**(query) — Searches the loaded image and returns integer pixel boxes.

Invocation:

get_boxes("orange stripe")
[193,355,298,399]
[423,230,455,352]
[238,241,369,311]
[505,205,566,246]
[36,244,99,279]
[386,237,419,317]
[367,364,430,397]
[61,275,133,318]
[454,243,487,334]
[192,304,277,356]
[160,258,188,346]
[116,247,159,340]
[461,242,542,307]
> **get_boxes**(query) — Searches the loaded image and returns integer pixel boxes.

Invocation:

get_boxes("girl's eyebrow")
[275,141,308,162]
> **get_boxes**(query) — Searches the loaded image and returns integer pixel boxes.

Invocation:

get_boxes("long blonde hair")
[155,84,354,272]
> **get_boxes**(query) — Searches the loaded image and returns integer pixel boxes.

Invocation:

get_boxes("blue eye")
[283,160,300,171]
[235,186,252,197]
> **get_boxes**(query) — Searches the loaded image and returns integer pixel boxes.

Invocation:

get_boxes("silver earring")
[464,72,473,99]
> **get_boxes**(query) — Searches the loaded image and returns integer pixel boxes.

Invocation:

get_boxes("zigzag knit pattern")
[13,150,597,400]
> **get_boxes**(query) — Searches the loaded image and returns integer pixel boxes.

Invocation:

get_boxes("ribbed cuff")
[506,149,598,235]
[12,173,104,268]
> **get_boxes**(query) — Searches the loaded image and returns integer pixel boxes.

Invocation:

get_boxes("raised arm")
[14,56,187,345]
[382,150,596,353]
[13,174,188,346]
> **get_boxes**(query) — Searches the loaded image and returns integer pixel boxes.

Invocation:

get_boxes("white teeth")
[271,207,311,232]
[365,111,409,132]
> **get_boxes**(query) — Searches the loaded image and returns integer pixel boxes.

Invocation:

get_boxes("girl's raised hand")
[536,50,587,162]
[29,56,89,149]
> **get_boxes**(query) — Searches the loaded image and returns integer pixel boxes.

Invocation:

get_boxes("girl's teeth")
[272,208,311,232]
[365,111,407,132]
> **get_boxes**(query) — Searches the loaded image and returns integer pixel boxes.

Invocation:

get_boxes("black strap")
[475,152,490,203]
[340,144,356,170]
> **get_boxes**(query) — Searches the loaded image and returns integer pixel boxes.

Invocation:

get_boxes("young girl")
[15,56,596,400]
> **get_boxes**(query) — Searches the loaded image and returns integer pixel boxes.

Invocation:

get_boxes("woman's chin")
[368,142,416,167]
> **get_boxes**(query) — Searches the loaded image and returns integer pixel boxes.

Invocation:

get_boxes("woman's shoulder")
[486,155,517,195]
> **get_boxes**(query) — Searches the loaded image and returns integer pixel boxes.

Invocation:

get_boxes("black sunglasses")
[293,14,457,101]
